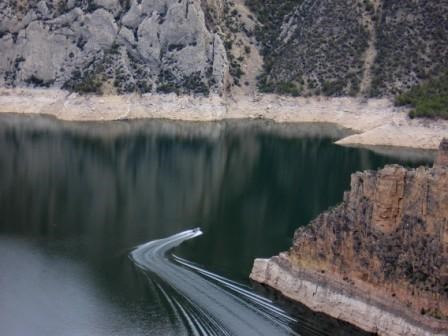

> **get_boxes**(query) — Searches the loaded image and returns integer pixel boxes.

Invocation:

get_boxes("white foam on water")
[129,228,300,336]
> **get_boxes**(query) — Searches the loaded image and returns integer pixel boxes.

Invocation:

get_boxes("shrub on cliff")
[64,73,103,94]
[257,76,301,96]
[395,72,448,120]
[274,81,301,96]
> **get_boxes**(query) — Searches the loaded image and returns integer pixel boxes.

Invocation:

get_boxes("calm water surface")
[0,115,433,336]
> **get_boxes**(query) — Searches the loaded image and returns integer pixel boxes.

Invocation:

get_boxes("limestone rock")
[84,9,119,50]
[0,0,229,95]
[121,0,142,28]
[93,0,122,16]
[117,26,136,49]
[137,16,162,65]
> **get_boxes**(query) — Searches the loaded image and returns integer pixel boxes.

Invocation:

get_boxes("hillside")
[0,0,447,98]
[248,0,448,97]
[395,72,448,120]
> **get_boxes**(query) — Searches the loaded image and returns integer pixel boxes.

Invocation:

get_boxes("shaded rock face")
[0,0,229,94]
[291,162,448,319]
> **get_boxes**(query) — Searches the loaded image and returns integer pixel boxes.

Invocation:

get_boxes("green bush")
[71,75,103,94]
[322,80,346,96]
[395,72,448,119]
[276,81,301,96]
[257,78,300,96]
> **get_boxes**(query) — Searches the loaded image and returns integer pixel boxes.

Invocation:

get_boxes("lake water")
[0,115,433,336]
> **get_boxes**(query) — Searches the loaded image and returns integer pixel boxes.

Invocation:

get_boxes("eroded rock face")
[0,0,229,94]
[435,139,448,167]
[251,141,448,335]
[295,164,448,309]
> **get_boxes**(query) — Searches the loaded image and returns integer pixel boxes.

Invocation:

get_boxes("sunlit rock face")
[0,0,228,94]
[251,140,448,336]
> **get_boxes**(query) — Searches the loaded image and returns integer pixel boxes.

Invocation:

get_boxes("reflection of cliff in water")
[0,115,431,282]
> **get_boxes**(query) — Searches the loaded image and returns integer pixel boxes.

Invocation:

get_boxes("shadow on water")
[0,114,432,335]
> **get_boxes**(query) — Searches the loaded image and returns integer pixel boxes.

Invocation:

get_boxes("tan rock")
[435,139,448,167]
[251,140,448,335]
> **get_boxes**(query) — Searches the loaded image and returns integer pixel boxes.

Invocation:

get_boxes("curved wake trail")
[129,229,300,336]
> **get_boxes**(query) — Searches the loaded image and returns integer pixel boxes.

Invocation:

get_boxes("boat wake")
[129,228,301,336]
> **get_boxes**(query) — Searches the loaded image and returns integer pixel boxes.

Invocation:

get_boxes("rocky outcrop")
[250,140,448,336]
[0,0,230,95]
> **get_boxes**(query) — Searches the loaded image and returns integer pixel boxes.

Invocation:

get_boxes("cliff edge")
[250,139,448,336]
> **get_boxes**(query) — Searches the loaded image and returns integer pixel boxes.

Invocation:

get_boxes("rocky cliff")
[251,139,448,336]
[0,0,446,97]
[0,0,226,94]
[0,0,263,95]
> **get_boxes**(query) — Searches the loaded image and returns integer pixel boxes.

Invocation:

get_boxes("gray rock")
[14,22,71,85]
[93,0,122,16]
[117,26,137,49]
[0,0,229,94]
[137,16,161,65]
[36,1,50,18]
[211,34,229,88]
[84,9,118,50]
[66,0,77,10]
[121,0,142,28]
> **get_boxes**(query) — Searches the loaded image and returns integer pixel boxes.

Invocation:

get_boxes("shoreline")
[250,256,448,336]
[0,88,447,150]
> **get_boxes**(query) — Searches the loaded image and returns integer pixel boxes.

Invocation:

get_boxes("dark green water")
[0,115,433,335]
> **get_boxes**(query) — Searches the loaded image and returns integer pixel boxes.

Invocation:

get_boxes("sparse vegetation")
[25,75,53,88]
[371,1,448,96]
[69,73,103,94]
[245,0,301,60]
[157,70,210,96]
[395,72,448,120]
[322,80,346,97]
[258,78,300,96]
[276,81,300,96]
[246,0,368,96]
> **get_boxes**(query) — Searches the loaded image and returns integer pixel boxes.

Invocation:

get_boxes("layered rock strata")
[251,139,448,336]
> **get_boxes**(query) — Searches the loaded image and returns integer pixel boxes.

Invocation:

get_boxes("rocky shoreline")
[251,140,448,336]
[251,256,447,336]
[0,88,447,150]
